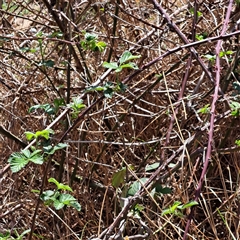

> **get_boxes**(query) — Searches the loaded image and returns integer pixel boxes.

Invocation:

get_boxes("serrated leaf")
[40,190,55,201]
[29,154,44,165]
[102,62,118,70]
[21,149,31,158]
[59,193,76,204]
[119,51,141,65]
[8,152,29,173]
[69,201,81,211]
[30,149,42,156]
[112,167,126,188]
[28,103,55,115]
[53,199,64,210]
[72,97,85,109]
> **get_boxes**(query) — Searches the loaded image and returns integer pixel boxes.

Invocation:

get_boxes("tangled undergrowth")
[0,0,240,239]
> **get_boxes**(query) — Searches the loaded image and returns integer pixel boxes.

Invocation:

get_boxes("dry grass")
[0,0,240,239]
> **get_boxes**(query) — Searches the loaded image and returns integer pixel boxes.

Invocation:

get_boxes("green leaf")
[35,129,54,140]
[118,82,127,92]
[177,201,198,210]
[8,149,44,173]
[197,11,202,17]
[230,101,240,116]
[230,101,240,109]
[8,152,29,173]
[198,104,210,114]
[21,149,31,158]
[53,143,68,151]
[204,54,216,61]
[49,31,63,38]
[69,201,81,211]
[25,131,36,141]
[53,98,65,113]
[235,139,240,146]
[53,199,65,210]
[196,34,204,41]
[112,167,126,188]
[59,193,76,204]
[145,162,160,171]
[189,8,202,17]
[219,50,234,58]
[57,183,73,192]
[86,85,105,92]
[103,87,114,98]
[0,231,10,238]
[119,51,141,65]
[44,143,68,155]
[29,151,44,164]
[115,66,123,73]
[48,177,73,191]
[31,189,40,193]
[85,32,97,41]
[18,229,31,238]
[161,201,182,216]
[72,97,85,110]
[95,41,107,52]
[48,177,60,187]
[120,62,139,70]
[40,190,55,201]
[28,103,56,115]
[67,97,85,117]
[134,204,144,213]
[102,62,118,70]
[155,184,172,194]
[127,178,148,196]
